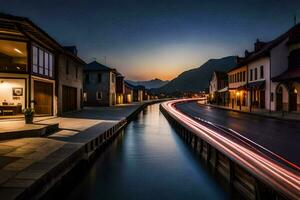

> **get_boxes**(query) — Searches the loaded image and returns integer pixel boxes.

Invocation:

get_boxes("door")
[34,81,53,115]
[289,92,297,111]
[62,86,77,112]
[276,89,283,111]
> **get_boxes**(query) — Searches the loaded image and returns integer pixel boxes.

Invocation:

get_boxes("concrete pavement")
[0,101,160,200]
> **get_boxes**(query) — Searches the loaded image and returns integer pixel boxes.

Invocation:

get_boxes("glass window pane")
[33,46,38,65]
[49,54,53,77]
[39,49,44,67]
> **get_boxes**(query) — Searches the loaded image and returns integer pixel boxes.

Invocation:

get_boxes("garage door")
[62,86,77,112]
[34,80,53,115]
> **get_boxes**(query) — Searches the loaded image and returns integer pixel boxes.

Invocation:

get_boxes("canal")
[67,103,229,200]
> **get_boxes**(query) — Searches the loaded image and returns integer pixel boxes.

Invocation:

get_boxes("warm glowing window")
[0,39,27,72]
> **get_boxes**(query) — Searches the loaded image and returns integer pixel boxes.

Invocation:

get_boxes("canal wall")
[160,103,297,200]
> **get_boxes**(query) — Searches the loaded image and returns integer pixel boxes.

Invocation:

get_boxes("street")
[175,101,300,166]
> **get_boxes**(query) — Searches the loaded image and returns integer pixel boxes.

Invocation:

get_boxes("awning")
[272,67,300,82]
[237,84,247,90]
[246,80,265,90]
[217,86,228,93]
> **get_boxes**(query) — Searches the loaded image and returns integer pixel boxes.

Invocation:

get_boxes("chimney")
[63,46,78,56]
[254,39,266,52]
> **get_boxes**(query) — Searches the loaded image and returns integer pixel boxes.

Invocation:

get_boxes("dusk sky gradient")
[1,0,300,80]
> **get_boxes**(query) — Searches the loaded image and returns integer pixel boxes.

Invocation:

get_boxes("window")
[250,69,253,81]
[240,72,242,82]
[49,54,53,77]
[237,73,239,82]
[254,68,258,80]
[38,49,44,75]
[98,73,102,83]
[96,92,102,100]
[32,46,38,73]
[44,52,49,76]
[85,74,89,83]
[32,45,53,77]
[260,65,264,79]
[66,59,69,75]
[243,71,246,82]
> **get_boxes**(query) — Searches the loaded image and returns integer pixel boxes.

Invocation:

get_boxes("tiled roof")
[242,23,300,65]
[0,13,86,65]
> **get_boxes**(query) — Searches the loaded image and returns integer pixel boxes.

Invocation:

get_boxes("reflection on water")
[67,104,228,200]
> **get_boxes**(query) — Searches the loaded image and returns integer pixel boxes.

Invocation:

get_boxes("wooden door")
[34,81,53,115]
[289,93,297,111]
[62,86,77,112]
[276,92,283,111]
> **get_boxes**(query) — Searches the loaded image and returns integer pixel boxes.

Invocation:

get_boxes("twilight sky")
[1,0,300,80]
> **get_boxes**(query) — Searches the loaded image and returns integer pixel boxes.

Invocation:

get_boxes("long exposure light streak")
[161,99,300,200]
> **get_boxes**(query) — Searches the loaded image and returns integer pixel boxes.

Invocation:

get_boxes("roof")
[85,61,116,72]
[272,67,300,82]
[0,13,85,65]
[214,71,227,79]
[241,23,300,65]
[246,80,265,90]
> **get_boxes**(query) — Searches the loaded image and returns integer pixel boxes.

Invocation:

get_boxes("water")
[67,104,228,200]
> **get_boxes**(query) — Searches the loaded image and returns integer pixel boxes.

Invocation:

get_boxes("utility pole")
[104,56,107,65]
[294,14,297,26]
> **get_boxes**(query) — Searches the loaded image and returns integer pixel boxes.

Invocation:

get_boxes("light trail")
[161,98,300,200]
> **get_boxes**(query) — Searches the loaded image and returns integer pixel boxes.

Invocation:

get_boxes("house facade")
[0,14,85,118]
[209,71,228,105]
[116,74,125,104]
[0,14,55,117]
[83,61,117,106]
[228,65,248,110]
[124,81,133,103]
[57,46,85,115]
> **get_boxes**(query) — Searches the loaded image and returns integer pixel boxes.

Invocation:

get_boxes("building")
[133,85,144,102]
[271,24,300,112]
[124,81,134,103]
[116,74,125,104]
[57,46,85,115]
[83,61,117,106]
[239,24,300,112]
[209,71,228,105]
[0,13,84,118]
[228,64,248,110]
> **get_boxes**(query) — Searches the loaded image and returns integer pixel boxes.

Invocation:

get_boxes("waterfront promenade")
[0,101,159,200]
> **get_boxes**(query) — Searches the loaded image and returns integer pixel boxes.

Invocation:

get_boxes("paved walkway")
[0,101,158,199]
[206,103,300,121]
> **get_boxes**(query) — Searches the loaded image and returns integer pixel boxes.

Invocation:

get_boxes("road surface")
[175,101,300,166]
